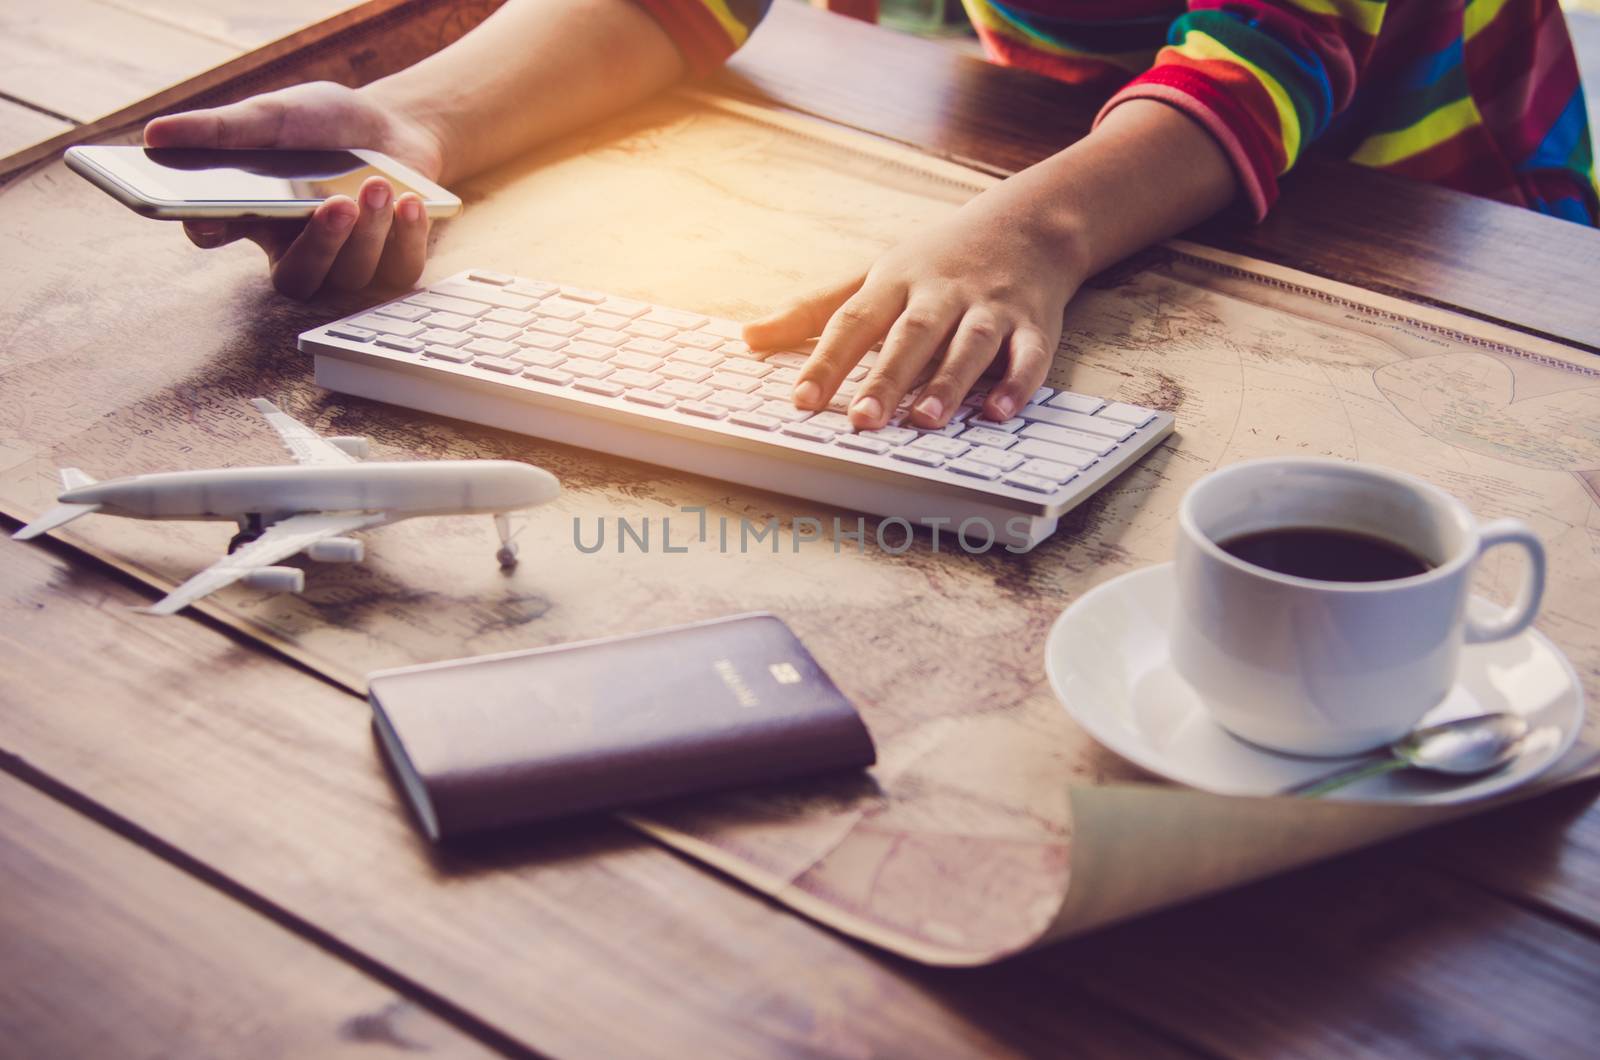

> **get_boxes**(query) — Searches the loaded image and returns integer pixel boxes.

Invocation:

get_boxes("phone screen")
[111,148,432,202]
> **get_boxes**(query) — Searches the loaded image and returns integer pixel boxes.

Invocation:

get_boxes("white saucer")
[1045,564,1584,804]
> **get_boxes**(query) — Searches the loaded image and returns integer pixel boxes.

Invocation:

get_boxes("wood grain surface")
[2,1,1599,1055]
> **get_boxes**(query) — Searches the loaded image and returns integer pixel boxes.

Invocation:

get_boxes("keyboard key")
[625,388,676,409]
[464,337,519,359]
[766,352,809,369]
[420,311,475,331]
[540,299,592,320]
[845,365,869,382]
[1004,472,1059,494]
[528,318,582,337]
[326,324,376,343]
[515,331,567,351]
[580,310,632,330]
[680,400,727,420]
[767,366,800,384]
[1046,391,1105,415]
[834,433,891,455]
[659,362,712,383]
[1020,458,1078,484]
[1099,402,1158,427]
[660,380,713,401]
[947,459,1001,481]
[709,391,762,411]
[807,412,854,433]
[673,348,723,367]
[374,302,430,322]
[1029,386,1057,405]
[474,356,524,374]
[1022,406,1133,441]
[707,372,759,394]
[485,308,534,327]
[559,285,607,304]
[754,382,789,401]
[1018,422,1117,456]
[1011,437,1101,468]
[621,336,674,358]
[523,365,574,386]
[433,282,536,311]
[908,435,970,458]
[506,279,557,298]
[626,320,677,340]
[782,423,837,444]
[423,344,473,363]
[565,358,614,379]
[891,447,945,468]
[759,402,813,423]
[514,348,567,368]
[602,298,650,319]
[419,328,470,347]
[564,340,617,361]
[718,358,771,378]
[405,292,487,317]
[677,331,723,350]
[375,335,425,353]
[611,350,663,371]
[860,426,916,447]
[576,327,628,347]
[701,319,744,340]
[729,411,780,431]
[470,321,522,342]
[574,378,625,397]
[468,269,514,286]
[351,315,425,338]
[610,368,661,389]
[958,426,1017,449]
[970,416,1025,433]
[720,340,752,357]
[964,447,1024,471]
[643,308,707,330]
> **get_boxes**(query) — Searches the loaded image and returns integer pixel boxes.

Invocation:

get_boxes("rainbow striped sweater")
[631,0,1598,225]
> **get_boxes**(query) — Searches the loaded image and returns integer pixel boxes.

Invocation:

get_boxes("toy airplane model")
[11,399,559,615]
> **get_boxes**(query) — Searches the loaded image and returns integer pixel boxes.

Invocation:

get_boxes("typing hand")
[143,81,447,299]
[743,179,1087,430]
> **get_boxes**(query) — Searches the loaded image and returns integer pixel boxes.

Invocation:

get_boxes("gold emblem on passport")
[768,662,802,685]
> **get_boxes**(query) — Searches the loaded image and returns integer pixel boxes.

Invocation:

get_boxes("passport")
[368,612,876,841]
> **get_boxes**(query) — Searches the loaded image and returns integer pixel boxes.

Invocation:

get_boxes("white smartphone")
[64,145,462,220]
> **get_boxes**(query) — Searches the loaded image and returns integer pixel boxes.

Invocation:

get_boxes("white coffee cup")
[1170,458,1546,757]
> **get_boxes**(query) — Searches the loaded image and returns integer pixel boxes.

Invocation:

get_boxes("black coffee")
[1217,526,1432,583]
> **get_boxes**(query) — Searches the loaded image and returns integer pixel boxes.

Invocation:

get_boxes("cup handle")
[1463,518,1546,644]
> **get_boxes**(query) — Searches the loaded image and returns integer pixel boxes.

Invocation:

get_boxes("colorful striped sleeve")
[630,0,774,78]
[1095,1,1386,219]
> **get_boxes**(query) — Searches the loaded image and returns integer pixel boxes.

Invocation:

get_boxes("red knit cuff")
[631,0,739,79]
[1095,65,1281,222]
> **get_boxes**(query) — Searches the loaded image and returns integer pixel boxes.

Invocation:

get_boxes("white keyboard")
[299,270,1174,551]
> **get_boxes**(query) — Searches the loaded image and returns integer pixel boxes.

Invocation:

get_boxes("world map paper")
[1,93,1596,964]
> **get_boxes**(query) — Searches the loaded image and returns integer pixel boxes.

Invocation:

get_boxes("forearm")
[1005,99,1239,282]
[363,0,686,185]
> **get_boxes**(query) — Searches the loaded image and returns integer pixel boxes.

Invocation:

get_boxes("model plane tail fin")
[11,468,102,540]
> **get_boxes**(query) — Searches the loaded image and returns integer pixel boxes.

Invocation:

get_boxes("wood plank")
[0,99,72,162]
[719,3,1600,352]
[97,1,362,50]
[0,770,500,1059]
[1050,852,1600,1058]
[0,532,1192,1060]
[0,0,237,123]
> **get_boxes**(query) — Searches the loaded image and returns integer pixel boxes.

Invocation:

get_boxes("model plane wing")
[139,511,387,615]
[251,398,359,466]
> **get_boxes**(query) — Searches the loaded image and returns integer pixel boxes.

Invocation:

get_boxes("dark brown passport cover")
[368,612,876,841]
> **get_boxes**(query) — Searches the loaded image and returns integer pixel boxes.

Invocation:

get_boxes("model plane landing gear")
[228,514,266,554]
[494,513,519,568]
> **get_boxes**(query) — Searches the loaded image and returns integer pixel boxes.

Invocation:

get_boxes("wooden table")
[4,2,1599,1055]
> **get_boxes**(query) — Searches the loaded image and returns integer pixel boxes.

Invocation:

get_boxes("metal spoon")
[1284,712,1531,798]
